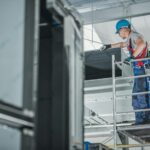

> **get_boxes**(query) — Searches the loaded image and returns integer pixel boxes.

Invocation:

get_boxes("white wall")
[83,25,103,51]
[0,0,25,107]
[0,125,21,150]
[94,15,150,45]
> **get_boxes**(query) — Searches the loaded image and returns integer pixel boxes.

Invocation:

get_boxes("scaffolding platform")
[87,143,113,150]
[118,124,150,144]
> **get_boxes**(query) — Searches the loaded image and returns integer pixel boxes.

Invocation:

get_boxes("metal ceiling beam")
[69,0,99,7]
[85,132,112,138]
[79,1,150,24]
[71,0,133,8]
[72,0,150,12]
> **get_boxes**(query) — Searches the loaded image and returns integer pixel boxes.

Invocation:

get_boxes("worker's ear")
[128,24,131,29]
[126,28,131,33]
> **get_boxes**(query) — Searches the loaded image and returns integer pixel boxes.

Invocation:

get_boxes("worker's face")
[118,28,130,39]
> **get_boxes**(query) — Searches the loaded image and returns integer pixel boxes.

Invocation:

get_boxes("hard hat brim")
[115,26,129,34]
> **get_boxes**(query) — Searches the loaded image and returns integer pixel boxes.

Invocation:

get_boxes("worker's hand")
[125,57,132,62]
[99,44,111,52]
[123,57,132,65]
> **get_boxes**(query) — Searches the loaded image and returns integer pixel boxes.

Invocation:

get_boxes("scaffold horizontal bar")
[117,108,150,115]
[85,123,132,128]
[116,57,150,64]
[116,91,150,97]
[115,74,150,81]
[107,143,150,149]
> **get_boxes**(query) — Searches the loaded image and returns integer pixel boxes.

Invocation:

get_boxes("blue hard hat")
[116,19,130,33]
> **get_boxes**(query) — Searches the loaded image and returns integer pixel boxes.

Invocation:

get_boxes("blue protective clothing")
[126,30,150,124]
[132,66,150,124]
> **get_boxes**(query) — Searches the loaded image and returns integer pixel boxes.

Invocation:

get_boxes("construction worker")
[101,19,150,125]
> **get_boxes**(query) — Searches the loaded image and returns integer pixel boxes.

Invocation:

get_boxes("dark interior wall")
[35,24,70,150]
[35,1,70,149]
[85,48,121,80]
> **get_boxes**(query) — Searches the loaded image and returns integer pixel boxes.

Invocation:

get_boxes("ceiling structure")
[68,0,150,51]
[68,0,150,24]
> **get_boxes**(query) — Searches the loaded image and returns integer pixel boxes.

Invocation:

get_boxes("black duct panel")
[85,48,121,80]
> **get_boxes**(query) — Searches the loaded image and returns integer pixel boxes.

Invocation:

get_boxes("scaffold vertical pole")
[112,55,117,150]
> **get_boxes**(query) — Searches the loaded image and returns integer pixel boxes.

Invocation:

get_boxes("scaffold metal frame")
[112,55,150,150]
[84,55,150,149]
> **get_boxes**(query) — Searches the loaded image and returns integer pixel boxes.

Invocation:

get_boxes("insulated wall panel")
[0,125,21,150]
[0,0,25,107]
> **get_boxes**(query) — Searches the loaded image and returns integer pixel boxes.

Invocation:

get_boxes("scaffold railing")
[112,55,150,150]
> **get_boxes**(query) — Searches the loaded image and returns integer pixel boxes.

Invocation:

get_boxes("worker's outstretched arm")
[132,38,146,58]
[111,42,127,48]
[100,42,126,51]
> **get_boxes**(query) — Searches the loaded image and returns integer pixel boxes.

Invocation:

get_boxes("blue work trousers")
[132,66,150,124]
